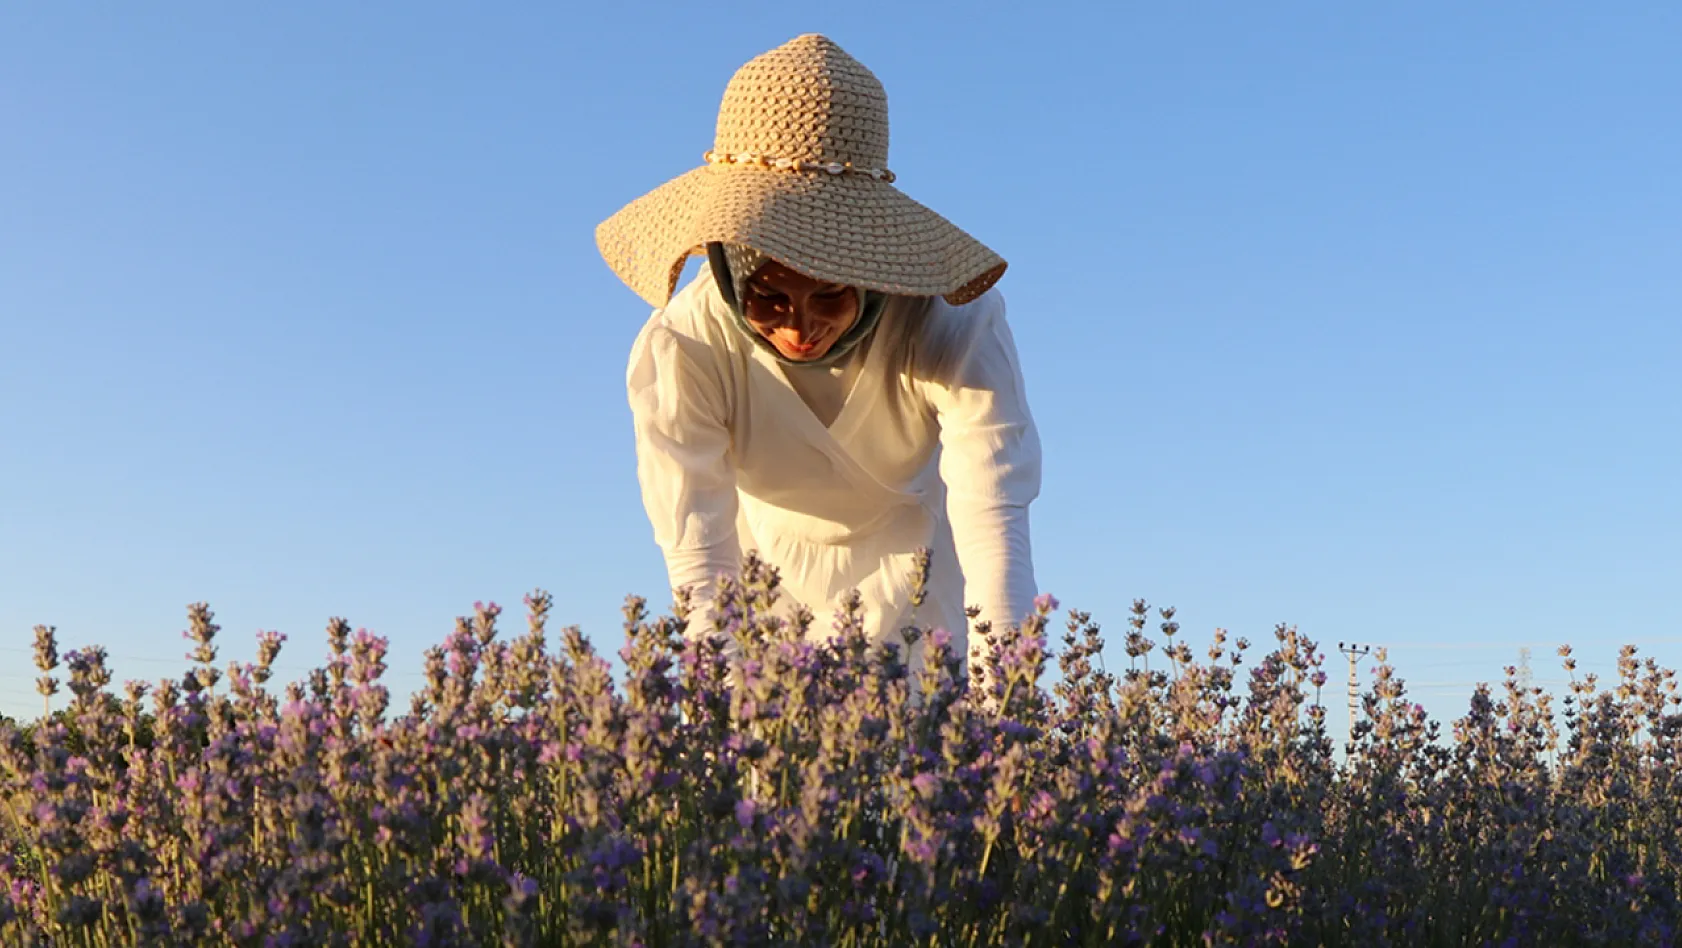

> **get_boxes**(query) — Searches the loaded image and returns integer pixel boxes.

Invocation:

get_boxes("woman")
[596,34,1041,673]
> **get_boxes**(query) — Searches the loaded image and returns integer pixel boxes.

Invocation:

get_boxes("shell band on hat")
[702,150,897,183]
[595,34,1007,308]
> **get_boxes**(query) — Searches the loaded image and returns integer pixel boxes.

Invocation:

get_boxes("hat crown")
[713,34,889,168]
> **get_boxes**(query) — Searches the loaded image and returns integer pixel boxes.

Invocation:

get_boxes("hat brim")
[596,164,1006,308]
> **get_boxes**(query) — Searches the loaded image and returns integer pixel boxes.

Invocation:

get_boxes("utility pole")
[1338,642,1371,749]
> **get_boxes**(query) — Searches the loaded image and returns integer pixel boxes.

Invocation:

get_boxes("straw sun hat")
[595,33,1006,308]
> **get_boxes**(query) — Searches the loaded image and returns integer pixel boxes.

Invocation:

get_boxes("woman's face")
[742,260,859,362]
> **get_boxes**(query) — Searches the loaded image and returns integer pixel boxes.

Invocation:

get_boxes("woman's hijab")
[706,242,886,368]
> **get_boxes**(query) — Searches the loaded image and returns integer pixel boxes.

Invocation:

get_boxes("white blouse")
[626,266,1041,669]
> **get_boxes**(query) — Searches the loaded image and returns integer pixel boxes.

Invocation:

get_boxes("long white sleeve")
[922,293,1042,638]
[626,314,741,601]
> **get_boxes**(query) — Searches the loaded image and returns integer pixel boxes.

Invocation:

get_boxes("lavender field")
[3,556,1679,946]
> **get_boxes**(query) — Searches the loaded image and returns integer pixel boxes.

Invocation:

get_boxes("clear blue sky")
[4,3,1679,736]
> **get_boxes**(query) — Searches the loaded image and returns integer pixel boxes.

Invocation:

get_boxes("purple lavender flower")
[2,585,1679,944]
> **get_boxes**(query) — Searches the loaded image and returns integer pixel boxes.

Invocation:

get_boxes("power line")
[1369,638,1682,651]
